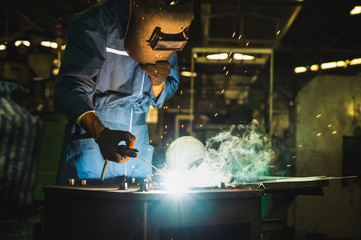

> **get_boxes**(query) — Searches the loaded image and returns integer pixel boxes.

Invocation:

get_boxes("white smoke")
[205,120,274,184]
[164,120,274,189]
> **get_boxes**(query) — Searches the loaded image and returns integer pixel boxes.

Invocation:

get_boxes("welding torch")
[100,148,167,184]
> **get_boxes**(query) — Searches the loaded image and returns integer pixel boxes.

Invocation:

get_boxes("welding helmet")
[124,0,194,64]
[166,136,207,171]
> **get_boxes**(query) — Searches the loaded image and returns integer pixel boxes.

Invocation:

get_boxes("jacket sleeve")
[149,52,179,108]
[54,14,106,122]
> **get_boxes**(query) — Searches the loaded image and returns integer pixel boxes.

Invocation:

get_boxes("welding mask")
[124,0,194,64]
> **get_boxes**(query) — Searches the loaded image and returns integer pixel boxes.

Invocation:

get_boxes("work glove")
[140,61,171,86]
[95,128,138,164]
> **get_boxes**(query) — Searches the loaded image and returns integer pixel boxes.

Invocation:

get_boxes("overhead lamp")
[206,53,228,60]
[0,44,6,51]
[15,40,31,47]
[337,61,347,68]
[180,71,197,77]
[294,66,307,73]
[233,53,255,60]
[321,62,337,70]
[350,6,361,15]
[41,41,58,49]
[310,64,319,71]
[350,58,361,65]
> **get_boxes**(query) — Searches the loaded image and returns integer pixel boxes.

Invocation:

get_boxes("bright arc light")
[206,53,228,60]
[294,66,307,73]
[350,6,361,15]
[321,62,337,70]
[233,53,255,60]
[0,44,6,51]
[310,64,319,71]
[350,58,361,65]
[180,71,198,77]
[41,41,58,49]
[337,61,347,67]
[15,40,30,47]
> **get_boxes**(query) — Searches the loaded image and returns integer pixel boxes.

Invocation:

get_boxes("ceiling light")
[310,64,319,71]
[337,61,347,68]
[294,66,307,73]
[180,71,197,77]
[350,6,361,15]
[15,40,30,47]
[233,53,255,60]
[321,62,337,70]
[41,41,58,49]
[0,44,6,51]
[350,58,361,65]
[206,53,228,60]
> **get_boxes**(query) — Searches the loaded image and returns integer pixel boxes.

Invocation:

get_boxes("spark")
[292,155,296,159]
[180,90,183,94]
[177,105,180,109]
[299,144,303,148]
[232,32,236,37]
[332,131,337,134]
[221,89,225,93]
[210,104,213,107]
[328,124,332,127]
[276,30,281,35]
[223,66,226,70]
[181,124,184,128]
[270,165,275,168]
[225,71,229,75]
[246,42,249,46]
[200,124,203,127]
[214,113,218,117]
[150,140,153,143]
[166,143,169,146]
[317,133,321,136]
[238,34,242,39]
[286,164,291,167]
[228,58,232,63]
[165,125,168,129]
[164,131,167,134]
[161,136,163,139]
[316,114,321,118]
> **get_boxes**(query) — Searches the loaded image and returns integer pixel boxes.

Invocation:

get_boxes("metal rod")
[100,161,108,185]
[137,154,167,177]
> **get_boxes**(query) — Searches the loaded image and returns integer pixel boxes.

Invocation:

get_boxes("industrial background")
[0,0,361,239]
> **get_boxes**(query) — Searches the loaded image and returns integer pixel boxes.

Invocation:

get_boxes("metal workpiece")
[119,182,128,190]
[68,179,75,186]
[80,179,86,186]
[219,181,226,189]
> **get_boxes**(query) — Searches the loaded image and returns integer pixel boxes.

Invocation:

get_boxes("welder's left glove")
[140,61,171,86]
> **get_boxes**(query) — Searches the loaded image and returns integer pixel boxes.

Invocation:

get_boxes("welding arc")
[137,154,167,177]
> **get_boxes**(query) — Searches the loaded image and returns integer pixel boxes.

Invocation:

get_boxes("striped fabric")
[0,81,43,204]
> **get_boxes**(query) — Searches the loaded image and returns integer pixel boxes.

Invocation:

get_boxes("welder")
[54,0,193,185]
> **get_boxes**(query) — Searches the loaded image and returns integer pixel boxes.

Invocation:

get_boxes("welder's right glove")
[95,128,138,164]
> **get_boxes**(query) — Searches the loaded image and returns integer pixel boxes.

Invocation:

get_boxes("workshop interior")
[1,0,361,239]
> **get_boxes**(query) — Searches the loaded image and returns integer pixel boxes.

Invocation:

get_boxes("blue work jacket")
[54,0,179,185]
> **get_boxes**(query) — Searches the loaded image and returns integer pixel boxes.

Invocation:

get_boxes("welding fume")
[53,0,193,186]
[164,120,274,190]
